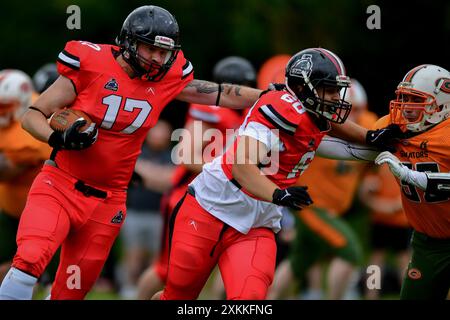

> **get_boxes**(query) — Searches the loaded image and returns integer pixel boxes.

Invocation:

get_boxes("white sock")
[0,267,38,300]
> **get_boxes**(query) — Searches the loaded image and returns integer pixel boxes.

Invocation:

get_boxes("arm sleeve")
[316,136,380,161]
[425,172,450,195]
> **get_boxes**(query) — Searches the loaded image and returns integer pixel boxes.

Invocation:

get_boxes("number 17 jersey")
[56,40,193,191]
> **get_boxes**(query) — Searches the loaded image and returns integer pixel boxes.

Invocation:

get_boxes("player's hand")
[259,83,286,97]
[272,186,313,210]
[366,124,403,152]
[375,151,407,180]
[375,151,427,190]
[48,119,98,150]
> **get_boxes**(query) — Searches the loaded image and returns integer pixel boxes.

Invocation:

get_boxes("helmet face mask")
[117,6,181,81]
[285,48,352,124]
[389,65,450,132]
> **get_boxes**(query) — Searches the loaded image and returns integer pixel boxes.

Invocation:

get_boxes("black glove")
[259,83,286,97]
[366,124,402,153]
[272,186,313,210]
[48,119,98,150]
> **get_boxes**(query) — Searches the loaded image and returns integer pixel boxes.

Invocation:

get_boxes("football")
[49,109,93,132]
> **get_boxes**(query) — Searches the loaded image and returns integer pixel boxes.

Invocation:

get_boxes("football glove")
[48,119,98,150]
[272,186,313,210]
[375,151,427,190]
[366,124,403,152]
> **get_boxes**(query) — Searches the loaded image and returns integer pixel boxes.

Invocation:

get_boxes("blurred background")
[1,0,448,119]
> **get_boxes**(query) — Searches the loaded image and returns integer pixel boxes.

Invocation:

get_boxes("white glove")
[375,151,428,190]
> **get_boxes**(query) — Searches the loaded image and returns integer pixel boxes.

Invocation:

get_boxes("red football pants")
[161,192,276,300]
[12,164,126,299]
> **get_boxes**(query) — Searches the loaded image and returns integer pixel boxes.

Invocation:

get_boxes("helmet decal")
[290,54,313,78]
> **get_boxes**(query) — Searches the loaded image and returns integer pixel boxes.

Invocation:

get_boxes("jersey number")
[401,162,449,203]
[287,151,315,179]
[101,94,152,134]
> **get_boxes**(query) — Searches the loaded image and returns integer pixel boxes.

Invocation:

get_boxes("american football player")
[0,70,51,283]
[155,48,395,300]
[268,79,378,300]
[313,64,450,299]
[373,65,450,299]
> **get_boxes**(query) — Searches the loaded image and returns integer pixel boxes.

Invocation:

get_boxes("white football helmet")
[0,69,33,127]
[346,78,368,110]
[390,64,450,132]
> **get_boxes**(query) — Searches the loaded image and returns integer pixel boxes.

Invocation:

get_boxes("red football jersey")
[55,41,194,191]
[171,103,243,188]
[221,90,329,191]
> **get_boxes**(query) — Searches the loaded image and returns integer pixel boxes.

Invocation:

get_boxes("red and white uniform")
[192,90,327,233]
[162,90,329,300]
[12,40,193,300]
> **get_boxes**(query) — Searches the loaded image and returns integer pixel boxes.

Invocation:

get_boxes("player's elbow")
[231,162,248,185]
[21,110,33,132]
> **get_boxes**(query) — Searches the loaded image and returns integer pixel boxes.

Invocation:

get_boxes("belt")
[75,180,107,199]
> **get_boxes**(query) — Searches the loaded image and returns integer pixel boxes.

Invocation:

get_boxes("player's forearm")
[21,109,54,143]
[177,80,261,109]
[330,119,367,144]
[317,136,379,161]
[218,84,261,109]
[232,163,278,202]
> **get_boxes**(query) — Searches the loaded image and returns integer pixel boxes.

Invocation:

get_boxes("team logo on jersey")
[146,87,155,95]
[419,140,428,150]
[104,78,119,91]
[290,54,313,78]
[188,219,198,231]
[111,210,124,224]
[407,268,422,280]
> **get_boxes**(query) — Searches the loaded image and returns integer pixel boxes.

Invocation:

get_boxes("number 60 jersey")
[55,40,193,191]
[191,89,329,234]
[374,116,450,239]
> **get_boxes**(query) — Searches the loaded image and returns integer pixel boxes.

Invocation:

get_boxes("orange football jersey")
[374,116,450,238]
[0,121,51,218]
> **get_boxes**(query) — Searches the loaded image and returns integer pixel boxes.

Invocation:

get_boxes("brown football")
[49,109,92,132]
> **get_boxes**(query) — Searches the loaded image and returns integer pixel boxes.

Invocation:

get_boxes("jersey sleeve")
[163,50,194,98]
[56,40,92,93]
[240,92,303,151]
[246,91,303,136]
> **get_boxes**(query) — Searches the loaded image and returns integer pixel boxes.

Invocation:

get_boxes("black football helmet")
[33,63,58,94]
[285,48,352,124]
[213,56,256,86]
[116,5,181,81]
